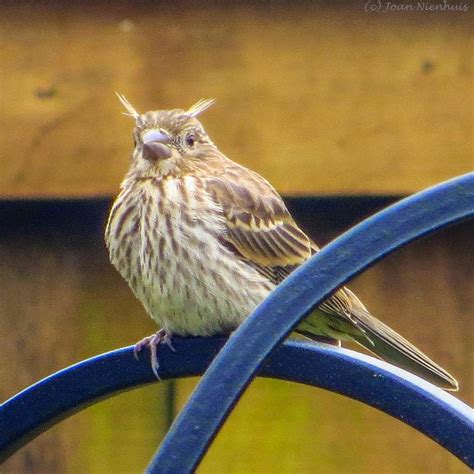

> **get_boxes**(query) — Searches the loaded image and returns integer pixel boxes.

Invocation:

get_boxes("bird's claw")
[133,329,174,379]
[133,335,154,361]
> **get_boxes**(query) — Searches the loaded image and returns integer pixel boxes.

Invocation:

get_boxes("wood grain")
[0,2,471,198]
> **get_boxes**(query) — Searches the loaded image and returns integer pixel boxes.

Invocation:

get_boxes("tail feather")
[349,308,459,391]
[299,300,459,391]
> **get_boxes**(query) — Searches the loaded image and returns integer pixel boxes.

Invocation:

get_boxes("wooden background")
[0,1,471,198]
[0,1,472,473]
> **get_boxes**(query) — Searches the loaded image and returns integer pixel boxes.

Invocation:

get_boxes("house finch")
[105,94,458,391]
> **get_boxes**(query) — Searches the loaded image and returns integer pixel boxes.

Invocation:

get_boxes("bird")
[105,94,459,391]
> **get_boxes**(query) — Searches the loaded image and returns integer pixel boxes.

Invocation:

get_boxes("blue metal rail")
[1,173,473,471]
[1,340,472,467]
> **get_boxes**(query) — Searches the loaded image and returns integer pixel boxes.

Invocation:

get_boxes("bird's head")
[116,93,216,179]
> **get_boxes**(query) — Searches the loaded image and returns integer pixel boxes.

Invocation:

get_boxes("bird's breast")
[106,177,273,336]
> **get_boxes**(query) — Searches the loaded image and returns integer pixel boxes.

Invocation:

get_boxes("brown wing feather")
[205,170,312,270]
[204,165,363,320]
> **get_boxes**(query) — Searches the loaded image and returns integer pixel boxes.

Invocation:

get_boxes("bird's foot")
[134,329,176,379]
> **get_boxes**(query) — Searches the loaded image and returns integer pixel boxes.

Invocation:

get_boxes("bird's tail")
[348,308,459,391]
[299,304,459,391]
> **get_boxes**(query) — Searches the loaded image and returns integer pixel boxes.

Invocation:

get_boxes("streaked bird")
[105,94,459,390]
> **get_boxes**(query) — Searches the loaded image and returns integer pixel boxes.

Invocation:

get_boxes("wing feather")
[205,172,312,270]
[204,168,360,322]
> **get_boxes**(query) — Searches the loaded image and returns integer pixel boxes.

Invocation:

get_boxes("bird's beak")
[142,129,173,161]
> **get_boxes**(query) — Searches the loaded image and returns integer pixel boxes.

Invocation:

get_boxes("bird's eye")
[186,133,196,148]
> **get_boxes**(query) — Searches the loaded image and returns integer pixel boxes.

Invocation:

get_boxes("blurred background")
[0,1,472,473]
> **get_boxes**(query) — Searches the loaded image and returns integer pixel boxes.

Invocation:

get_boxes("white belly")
[106,176,274,336]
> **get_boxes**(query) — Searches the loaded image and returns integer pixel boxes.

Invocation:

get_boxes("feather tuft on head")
[186,98,216,118]
[115,91,140,119]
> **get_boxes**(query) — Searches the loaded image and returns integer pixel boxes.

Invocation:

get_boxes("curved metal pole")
[0,338,218,463]
[149,173,474,473]
[1,340,472,467]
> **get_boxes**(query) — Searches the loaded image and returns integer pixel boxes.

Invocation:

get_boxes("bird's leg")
[133,328,176,379]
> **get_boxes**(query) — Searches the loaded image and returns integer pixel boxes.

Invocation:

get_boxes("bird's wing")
[204,169,311,270]
[204,167,364,317]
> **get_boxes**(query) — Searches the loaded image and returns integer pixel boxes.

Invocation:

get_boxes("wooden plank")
[0,3,471,197]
